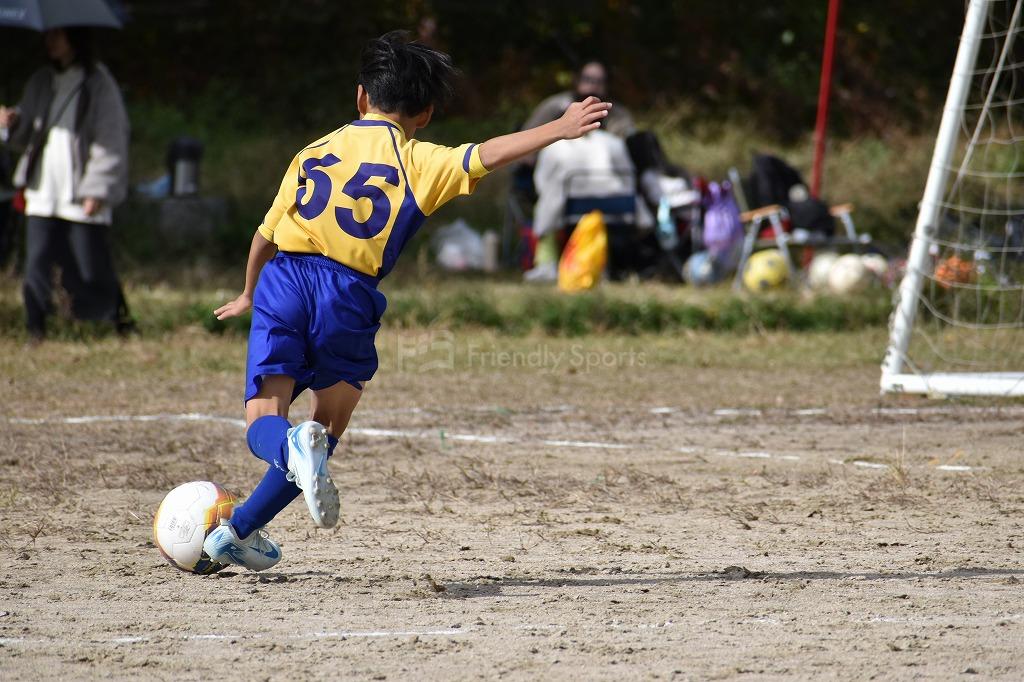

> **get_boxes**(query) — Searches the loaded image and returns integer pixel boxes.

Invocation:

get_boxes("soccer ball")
[828,253,873,295]
[683,250,719,286]
[807,251,839,290]
[153,481,237,574]
[743,249,789,292]
[860,253,889,280]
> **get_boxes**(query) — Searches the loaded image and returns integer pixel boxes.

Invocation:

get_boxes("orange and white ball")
[153,481,236,574]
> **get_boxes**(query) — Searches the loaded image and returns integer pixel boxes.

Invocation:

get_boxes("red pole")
[811,0,841,198]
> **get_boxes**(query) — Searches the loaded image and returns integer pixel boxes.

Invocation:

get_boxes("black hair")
[358,30,458,117]
[66,28,97,68]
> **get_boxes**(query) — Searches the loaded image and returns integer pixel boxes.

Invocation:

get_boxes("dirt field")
[2,329,1023,680]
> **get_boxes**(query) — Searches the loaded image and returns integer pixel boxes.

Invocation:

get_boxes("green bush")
[0,276,893,340]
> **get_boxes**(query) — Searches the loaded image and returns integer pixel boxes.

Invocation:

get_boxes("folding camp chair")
[727,167,871,290]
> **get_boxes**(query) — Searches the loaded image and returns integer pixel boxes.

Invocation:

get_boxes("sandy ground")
[1,330,1023,680]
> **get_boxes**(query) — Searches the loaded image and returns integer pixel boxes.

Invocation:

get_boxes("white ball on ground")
[828,253,873,295]
[860,253,888,280]
[807,252,840,290]
[153,481,236,574]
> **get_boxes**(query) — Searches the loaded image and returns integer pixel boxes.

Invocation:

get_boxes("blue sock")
[230,466,300,539]
[230,430,341,539]
[247,415,291,472]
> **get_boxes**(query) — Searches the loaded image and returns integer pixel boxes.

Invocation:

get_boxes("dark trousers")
[0,200,11,268]
[23,215,128,337]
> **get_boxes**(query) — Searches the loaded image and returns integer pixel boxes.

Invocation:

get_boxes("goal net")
[882,0,1024,397]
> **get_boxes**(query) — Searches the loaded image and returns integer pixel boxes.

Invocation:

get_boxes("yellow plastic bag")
[558,210,608,292]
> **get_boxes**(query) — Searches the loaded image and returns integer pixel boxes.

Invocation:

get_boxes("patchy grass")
[0,324,888,390]
[0,276,892,340]
[384,284,891,336]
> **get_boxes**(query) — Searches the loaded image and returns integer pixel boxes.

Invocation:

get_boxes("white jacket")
[8,62,130,215]
[532,130,649,237]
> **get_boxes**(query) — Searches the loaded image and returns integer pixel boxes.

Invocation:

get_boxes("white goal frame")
[880,0,1024,397]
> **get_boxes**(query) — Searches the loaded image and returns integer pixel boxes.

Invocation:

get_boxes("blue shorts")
[245,252,387,403]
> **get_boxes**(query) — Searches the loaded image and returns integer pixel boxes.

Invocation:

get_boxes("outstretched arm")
[214,231,278,320]
[477,96,611,171]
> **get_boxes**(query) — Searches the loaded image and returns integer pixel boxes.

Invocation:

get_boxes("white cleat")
[203,521,282,572]
[286,421,340,528]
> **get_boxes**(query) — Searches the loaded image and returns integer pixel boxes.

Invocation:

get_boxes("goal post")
[881,0,1024,397]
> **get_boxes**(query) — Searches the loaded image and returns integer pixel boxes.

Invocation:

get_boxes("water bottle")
[656,197,678,251]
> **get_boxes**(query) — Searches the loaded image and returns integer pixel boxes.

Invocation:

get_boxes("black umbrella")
[0,0,122,31]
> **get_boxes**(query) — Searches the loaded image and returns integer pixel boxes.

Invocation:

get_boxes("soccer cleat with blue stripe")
[285,421,340,528]
[202,521,282,572]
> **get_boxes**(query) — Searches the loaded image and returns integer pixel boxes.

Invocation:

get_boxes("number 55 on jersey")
[258,113,490,281]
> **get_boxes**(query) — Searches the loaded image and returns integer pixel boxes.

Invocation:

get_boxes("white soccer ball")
[153,481,237,574]
[807,251,840,290]
[828,253,873,295]
[860,253,888,280]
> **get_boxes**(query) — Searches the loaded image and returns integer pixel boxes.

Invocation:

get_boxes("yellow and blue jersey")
[257,113,490,280]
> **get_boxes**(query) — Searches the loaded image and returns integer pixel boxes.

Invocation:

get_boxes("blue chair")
[562,168,638,228]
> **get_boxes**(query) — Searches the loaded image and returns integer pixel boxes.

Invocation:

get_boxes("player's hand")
[558,96,611,140]
[0,106,18,129]
[82,197,103,216]
[214,293,252,320]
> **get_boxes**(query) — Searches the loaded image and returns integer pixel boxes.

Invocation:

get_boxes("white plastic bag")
[432,218,484,271]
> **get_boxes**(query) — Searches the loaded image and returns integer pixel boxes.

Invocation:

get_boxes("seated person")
[512,61,636,211]
[524,61,635,139]
[526,127,651,282]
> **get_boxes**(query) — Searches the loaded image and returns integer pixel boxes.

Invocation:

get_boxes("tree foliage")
[1,0,965,137]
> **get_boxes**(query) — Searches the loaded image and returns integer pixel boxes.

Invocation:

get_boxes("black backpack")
[626,131,688,179]
[747,153,835,236]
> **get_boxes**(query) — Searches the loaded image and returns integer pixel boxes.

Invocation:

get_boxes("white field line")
[3,413,982,473]
[9,402,1023,426]
[0,627,468,647]
[305,628,464,638]
[541,439,630,450]
[655,405,1024,419]
[8,413,248,428]
[6,611,1024,648]
[357,404,1024,419]
[366,402,1024,423]
[5,415,630,452]
[712,408,763,417]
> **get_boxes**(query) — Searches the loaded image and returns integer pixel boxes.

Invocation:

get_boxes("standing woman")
[0,27,131,342]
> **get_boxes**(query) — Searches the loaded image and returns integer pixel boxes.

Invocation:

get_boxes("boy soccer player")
[204,31,611,570]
